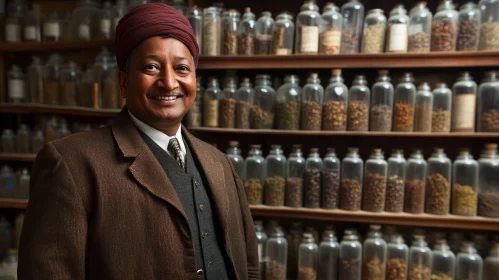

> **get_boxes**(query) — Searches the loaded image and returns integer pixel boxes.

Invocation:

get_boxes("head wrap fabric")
[115,3,199,71]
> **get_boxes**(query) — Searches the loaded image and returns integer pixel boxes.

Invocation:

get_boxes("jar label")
[389,24,408,51]
[8,79,25,99]
[78,24,90,40]
[44,22,61,37]
[100,19,111,34]
[203,21,220,56]
[276,48,292,55]
[204,100,219,126]
[300,25,319,53]
[23,25,37,41]
[453,93,476,129]
[320,30,341,54]
[6,23,21,42]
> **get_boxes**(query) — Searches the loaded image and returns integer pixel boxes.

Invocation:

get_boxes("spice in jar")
[244,178,263,205]
[43,80,60,105]
[347,101,369,131]
[322,169,340,209]
[239,34,255,55]
[266,260,286,280]
[223,28,238,55]
[298,267,317,280]
[272,27,288,54]
[204,99,219,127]
[414,103,433,132]
[322,101,346,130]
[409,264,431,280]
[479,109,499,132]
[431,272,453,280]
[340,32,360,53]
[452,184,477,216]
[250,106,274,129]
[60,81,78,106]
[305,168,321,208]
[405,179,425,213]
[387,258,407,280]
[393,103,415,131]
[302,101,322,130]
[385,175,405,212]
[431,18,457,51]
[236,101,251,129]
[370,104,393,131]
[408,32,431,52]
[320,29,341,54]
[478,192,499,217]
[425,173,450,215]
[432,108,451,132]
[340,258,361,279]
[362,24,385,53]
[364,256,385,280]
[264,176,286,206]
[102,80,119,109]
[363,173,387,212]
[276,100,301,130]
[286,177,304,207]
[479,22,499,50]
[340,178,362,211]
[219,98,237,128]
[457,18,479,51]
[256,35,272,55]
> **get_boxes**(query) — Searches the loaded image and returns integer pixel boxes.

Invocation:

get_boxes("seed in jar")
[264,176,286,206]
[479,22,499,51]
[387,258,407,280]
[322,169,340,209]
[361,23,385,54]
[276,100,301,130]
[223,29,238,55]
[425,173,451,215]
[431,108,451,132]
[405,179,425,214]
[363,256,385,280]
[409,263,431,280]
[298,267,317,280]
[244,178,263,205]
[305,168,321,208]
[393,103,415,131]
[457,18,479,51]
[431,18,458,52]
[218,98,237,128]
[340,178,362,211]
[236,100,251,129]
[478,192,499,217]
[302,101,323,130]
[239,34,255,55]
[340,32,361,54]
[266,260,286,280]
[408,32,431,53]
[322,100,347,130]
[414,103,433,132]
[479,109,499,132]
[363,173,387,212]
[286,177,304,207]
[347,101,369,131]
[452,184,477,216]
[370,104,393,132]
[386,175,405,213]
[250,105,274,129]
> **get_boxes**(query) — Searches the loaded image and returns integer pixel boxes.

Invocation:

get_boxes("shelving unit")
[0,199,28,209]
[0,154,36,163]
[0,103,120,118]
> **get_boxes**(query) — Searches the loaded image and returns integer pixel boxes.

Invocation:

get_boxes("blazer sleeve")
[18,143,88,280]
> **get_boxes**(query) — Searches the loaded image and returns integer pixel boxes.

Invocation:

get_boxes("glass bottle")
[17,168,29,199]
[265,145,286,207]
[409,235,432,280]
[57,120,71,139]
[363,225,387,280]
[386,149,406,213]
[71,0,100,41]
[414,82,433,132]
[322,148,341,209]
[405,149,427,214]
[426,148,452,215]
[370,70,394,131]
[387,235,409,280]
[339,229,362,280]
[255,221,268,279]
[31,129,44,153]
[226,141,244,181]
[347,75,370,131]
[43,53,63,105]
[93,55,115,109]
[431,0,459,52]
[386,5,409,53]
[203,77,222,128]
[219,77,237,128]
[323,69,348,131]
[186,6,203,54]
[45,116,58,143]
[361,9,386,54]
[16,124,31,154]
[478,0,499,50]
[273,12,294,55]
[8,65,26,103]
[238,8,256,55]
[203,7,221,56]
[0,165,15,198]
[170,0,186,15]
[27,56,43,104]
[340,0,365,54]
[0,216,12,261]
[265,226,288,280]
[295,0,321,54]
[235,78,253,129]
[78,66,94,107]
[23,3,43,42]
[320,3,342,55]
[285,145,305,207]
[477,71,499,132]
[0,249,18,278]
[451,72,477,132]
[319,230,339,280]
[60,61,81,107]
[408,1,433,53]
[363,149,388,212]
[255,11,274,55]
[244,145,265,205]
[456,243,483,280]
[5,0,23,43]
[456,2,480,51]
[276,75,302,130]
[302,73,324,131]
[1,129,16,153]
[478,143,499,217]
[298,233,319,280]
[340,147,363,211]
[484,243,499,278]
[43,11,61,42]
[221,9,239,55]
[61,12,72,42]
[251,75,276,129]
[99,2,112,39]
[393,73,416,132]
[431,239,456,280]
[432,83,452,133]
[452,148,478,216]
[305,148,322,208]
[186,77,203,127]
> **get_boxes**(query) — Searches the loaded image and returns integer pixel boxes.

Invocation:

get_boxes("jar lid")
[303,233,313,239]
[370,224,381,230]
[271,144,281,149]
[327,147,335,153]
[378,69,389,76]
[461,242,475,249]
[250,144,261,149]
[276,11,293,20]
[229,141,239,147]
[485,143,498,150]
[434,147,445,153]
[435,82,447,88]
[244,7,251,12]
[310,147,319,153]
[332,69,342,75]
[367,8,384,15]
[311,73,318,78]
[458,148,470,154]
[392,149,404,154]
[260,11,272,17]
[242,77,250,83]
[417,82,431,91]
[436,239,448,245]
[373,148,382,154]
[348,147,359,153]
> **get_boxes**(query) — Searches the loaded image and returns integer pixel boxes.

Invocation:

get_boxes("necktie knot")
[168,138,185,171]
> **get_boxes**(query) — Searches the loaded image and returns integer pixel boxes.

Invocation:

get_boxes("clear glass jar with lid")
[43,53,63,105]
[431,239,456,280]
[286,145,305,207]
[226,141,244,181]
[432,83,452,133]
[1,129,16,153]
[431,0,459,52]
[265,226,288,280]
[386,149,406,213]
[322,148,341,209]
[221,9,240,55]
[203,77,222,128]
[244,145,266,205]
[363,149,388,212]
[24,3,44,42]
[202,7,221,56]
[323,69,348,131]
[31,129,44,154]
[414,82,433,132]
[71,0,101,41]
[426,148,452,215]
[340,0,365,54]
[370,70,394,131]
[57,119,71,139]
[8,65,26,103]
[276,75,302,130]
[478,0,499,50]
[405,149,427,214]
[387,234,409,280]
[298,233,319,280]
[251,75,276,129]
[319,3,342,54]
[305,148,322,208]
[255,220,268,279]
[43,12,61,42]
[340,147,363,211]
[408,2,432,53]
[287,222,303,279]
[302,73,324,131]
[186,77,203,127]
[45,116,58,143]
[16,124,31,154]
[219,77,237,128]
[27,56,43,104]
[484,243,499,277]
[452,148,478,216]
[111,0,126,37]
[456,243,483,280]
[361,9,386,54]
[255,11,274,55]
[92,54,114,109]
[386,5,409,53]
[452,72,477,132]
[295,0,321,54]
[99,2,112,39]
[478,143,499,217]
[78,66,94,107]
[477,71,499,132]
[319,229,339,279]
[409,235,432,280]
[339,229,362,280]
[393,73,416,132]
[456,2,481,51]
[272,12,294,55]
[265,145,287,207]
[186,6,203,54]
[17,168,30,199]
[60,61,81,107]
[0,165,16,198]
[5,0,24,43]
[235,78,253,129]
[347,75,370,131]
[363,225,387,280]
[238,8,256,55]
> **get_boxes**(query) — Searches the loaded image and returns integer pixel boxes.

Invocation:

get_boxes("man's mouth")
[148,93,185,101]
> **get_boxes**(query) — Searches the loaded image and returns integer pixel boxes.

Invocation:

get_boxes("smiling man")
[18,3,259,280]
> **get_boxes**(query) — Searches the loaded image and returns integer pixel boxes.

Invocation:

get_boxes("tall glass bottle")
[298,233,319,280]
[452,148,478,216]
[387,235,409,280]
[273,12,294,55]
[477,71,499,132]
[347,75,370,131]
[431,0,459,52]
[235,78,253,129]
[452,72,477,132]
[31,129,44,154]
[323,69,348,131]
[319,230,339,280]
[305,148,322,208]
[409,235,432,280]
[405,149,427,214]
[255,11,274,55]
[478,143,499,217]
[386,5,409,53]
[478,0,499,50]
[426,148,452,215]
[43,53,63,105]
[361,9,386,54]
[27,56,43,104]
[187,77,203,127]
[287,222,304,279]
[226,141,244,181]
[221,9,239,56]
[340,147,363,211]
[339,229,362,280]
[295,0,321,54]
[251,75,276,129]
[266,226,288,280]
[322,148,341,209]
[363,149,388,212]
[302,73,324,131]
[393,73,416,131]
[386,149,406,213]
[186,6,203,54]
[98,2,112,39]
[456,243,483,280]
[8,65,26,103]
[431,239,455,280]
[255,221,268,279]
[265,145,286,207]
[244,145,265,205]
[23,3,43,42]
[320,3,342,54]
[414,82,433,132]
[71,0,101,41]
[238,8,255,55]
[219,77,237,128]
[43,12,61,42]
[340,0,365,54]
[203,7,221,56]
[362,225,387,280]
[408,1,432,53]
[456,2,481,51]
[1,129,16,153]
[5,0,23,43]
[16,124,31,154]
[203,77,222,128]
[60,61,81,106]
[432,83,452,133]
[286,145,305,207]
[370,70,394,131]
[276,75,301,130]
[484,243,499,278]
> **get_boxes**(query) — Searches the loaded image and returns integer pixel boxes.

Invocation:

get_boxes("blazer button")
[199,204,205,212]
[201,231,207,239]
[197,269,204,278]
[194,181,200,188]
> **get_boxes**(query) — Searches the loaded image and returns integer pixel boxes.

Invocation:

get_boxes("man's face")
[119,36,196,129]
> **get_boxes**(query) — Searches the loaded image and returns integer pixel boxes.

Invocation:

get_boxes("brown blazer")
[18,108,260,280]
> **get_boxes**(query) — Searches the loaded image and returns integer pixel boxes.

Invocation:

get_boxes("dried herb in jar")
[340,258,361,280]
[386,175,405,212]
[393,103,415,131]
[370,104,393,131]
[431,272,453,280]
[276,100,301,130]
[414,103,433,132]
[322,169,340,209]
[405,179,425,213]
[266,260,286,280]
[425,173,451,215]
[305,168,321,208]
[408,32,431,52]
[362,24,385,53]
[363,173,387,212]
[479,109,499,132]
[452,184,477,216]
[479,22,499,50]
[409,263,431,280]
[250,105,274,129]
[219,98,237,128]
[457,18,479,51]
[264,176,286,206]
[387,258,407,280]
[431,18,458,52]
[364,256,385,280]
[478,192,499,217]
[236,101,251,129]
[302,101,322,130]
[432,108,451,132]
[340,178,362,211]
[298,267,317,280]
[244,178,263,205]
[286,177,304,207]
[239,34,255,55]
[60,81,78,106]
[223,29,238,55]
[43,80,60,105]
[323,101,346,130]
[347,101,369,131]
[340,32,360,54]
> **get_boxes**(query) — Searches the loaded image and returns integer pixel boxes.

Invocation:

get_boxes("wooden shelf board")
[250,205,499,231]
[0,199,28,209]
[0,153,36,162]
[0,39,114,52]
[0,103,120,117]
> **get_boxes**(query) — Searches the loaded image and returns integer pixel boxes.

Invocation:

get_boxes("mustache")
[147,91,185,98]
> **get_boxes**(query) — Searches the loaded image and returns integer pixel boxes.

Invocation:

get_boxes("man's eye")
[177,65,189,71]
[145,65,158,70]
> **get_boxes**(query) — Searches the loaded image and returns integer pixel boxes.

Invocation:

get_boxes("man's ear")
[118,71,127,99]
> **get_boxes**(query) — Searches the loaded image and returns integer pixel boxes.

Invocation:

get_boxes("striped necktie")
[167,137,185,171]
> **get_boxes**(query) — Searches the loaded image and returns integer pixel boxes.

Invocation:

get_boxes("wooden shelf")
[0,199,28,209]
[0,103,120,118]
[0,39,114,52]
[250,205,499,231]
[0,153,36,162]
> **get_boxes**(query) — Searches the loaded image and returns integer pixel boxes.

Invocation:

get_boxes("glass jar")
[484,243,499,277]
[432,83,452,133]
[298,233,319,280]
[479,0,499,50]
[221,9,240,55]
[393,73,416,132]
[478,143,499,217]
[361,9,386,54]
[340,147,363,211]
[255,221,268,279]
[112,0,126,37]
[43,11,61,42]
[363,149,388,212]
[251,75,276,129]
[266,226,288,280]
[186,6,203,54]
[71,0,100,41]
[302,73,324,131]
[203,7,221,56]
[235,78,253,129]
[244,145,265,205]
[405,149,427,214]
[99,2,112,39]
[24,3,43,42]
[426,148,452,215]
[43,53,63,105]
[322,148,341,209]
[387,235,409,280]
[0,217,12,261]
[305,148,322,208]
[452,149,478,216]
[60,61,81,107]
[16,124,31,154]
[286,145,305,207]
[28,56,43,104]
[456,2,481,51]
[219,78,237,128]
[477,71,499,132]
[16,168,29,199]
[1,130,16,153]
[414,82,433,132]
[226,141,244,181]
[287,222,303,279]
[170,0,186,15]
[238,8,256,55]
[386,149,406,213]
[5,0,23,43]
[339,230,362,280]
[370,70,394,131]
[31,129,44,154]
[408,2,433,53]
[323,69,348,131]
[45,116,58,143]
[187,77,203,127]
[203,77,222,128]
[431,0,458,52]
[0,165,15,198]
[340,0,365,54]
[363,225,387,280]
[93,55,115,109]
[265,145,286,207]
[255,11,274,55]
[8,65,26,103]
[320,3,342,54]
[452,72,477,132]
[295,0,321,54]
[409,235,432,280]
[57,120,71,139]
[276,75,302,130]
[319,230,339,279]
[431,239,456,280]
[347,75,370,131]
[273,12,294,55]
[386,5,409,53]
[456,243,483,280]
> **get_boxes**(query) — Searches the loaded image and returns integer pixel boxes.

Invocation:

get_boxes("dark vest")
[139,131,229,280]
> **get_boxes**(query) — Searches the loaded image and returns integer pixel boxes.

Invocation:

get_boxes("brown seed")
[393,103,415,131]
[219,98,237,128]
[408,32,431,53]
[363,256,385,280]
[479,109,499,132]
[264,176,286,206]
[305,168,321,208]
[362,23,385,54]
[425,173,451,215]
[431,108,451,132]
[302,101,323,130]
[236,100,251,129]
[286,177,304,207]
[322,169,340,209]
[414,103,433,132]
[457,18,480,51]
[340,31,361,54]
[409,263,431,280]
[266,260,286,280]
[239,34,255,55]
[387,258,407,280]
[479,22,499,50]
[478,192,499,218]
[250,105,274,129]
[452,184,477,216]
[386,175,405,213]
[347,101,369,131]
[431,18,458,52]
[340,178,362,211]
[370,104,393,131]
[363,173,387,212]
[322,100,347,130]
[276,100,301,130]
[223,29,238,55]
[244,178,263,205]
[339,258,361,280]
[298,267,317,280]
[405,179,426,214]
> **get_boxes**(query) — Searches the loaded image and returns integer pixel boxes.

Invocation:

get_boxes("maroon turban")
[115,3,199,71]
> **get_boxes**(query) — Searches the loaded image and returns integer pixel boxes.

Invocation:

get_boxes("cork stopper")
[434,147,444,153]
[485,143,498,150]
[436,239,448,245]
[271,144,281,150]
[462,242,474,249]
[348,147,359,153]
[355,75,365,80]
[344,230,354,236]
[435,82,447,88]
[250,144,261,149]
[311,73,318,78]
[418,1,427,6]
[392,149,404,154]
[370,224,381,230]
[332,69,342,75]
[459,148,470,154]
[228,9,238,13]
[310,147,319,153]
[327,147,336,153]
[378,69,389,76]
[303,233,313,239]
[414,235,425,241]
[245,7,251,12]
[373,148,382,154]
[229,141,239,147]
[242,77,250,83]
[292,144,303,152]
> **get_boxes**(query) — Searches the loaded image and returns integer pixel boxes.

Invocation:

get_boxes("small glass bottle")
[305,148,322,208]
[8,65,26,103]
[111,0,126,37]
[409,235,432,280]
[238,8,256,55]
[244,145,265,205]
[408,1,433,53]
[60,61,81,107]
[276,75,302,130]
[340,0,365,54]
[363,225,387,280]
[456,243,483,280]
[393,73,416,132]
[319,230,339,279]
[477,71,499,132]
[43,11,61,42]
[456,2,481,51]
[298,233,319,280]
[186,6,203,54]
[273,12,294,55]
[302,73,324,131]
[452,148,478,216]
[226,141,244,181]
[187,77,203,127]
[431,239,456,280]
[17,168,29,199]
[370,70,394,131]
[347,75,370,131]
[219,77,237,128]
[387,235,409,280]
[386,5,409,53]
[339,230,362,280]
[405,149,427,214]
[295,0,321,54]
[27,56,43,104]
[265,145,286,207]
[426,148,452,215]
[323,69,348,131]
[286,145,305,207]
[361,9,386,54]
[0,165,16,198]
[452,72,477,132]
[287,222,304,278]
[266,226,288,280]
[77,15,92,41]
[99,2,112,39]
[414,82,433,132]
[61,12,72,42]
[340,147,364,211]
[222,9,240,55]
[484,243,499,278]
[5,0,23,43]
[23,3,43,42]
[203,77,222,128]
[432,83,452,133]
[1,129,16,153]
[235,78,253,129]
[431,0,459,52]
[478,0,499,50]
[478,143,499,217]
[255,11,274,55]
[43,53,63,105]
[363,149,388,212]
[72,0,101,41]
[255,221,268,279]
[202,7,221,56]
[0,217,12,261]
[31,129,44,154]
[45,116,58,143]
[57,120,71,139]
[386,149,406,213]
[320,3,342,55]
[250,75,276,129]
[16,124,31,154]
[322,148,341,209]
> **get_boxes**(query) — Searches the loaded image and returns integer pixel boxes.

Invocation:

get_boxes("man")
[18,3,259,280]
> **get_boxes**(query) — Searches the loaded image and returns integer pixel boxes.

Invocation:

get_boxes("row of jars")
[6,49,122,109]
[192,70,499,133]
[187,0,499,57]
[227,142,499,218]
[0,166,29,200]
[0,214,24,261]
[2,0,187,43]
[257,223,493,280]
